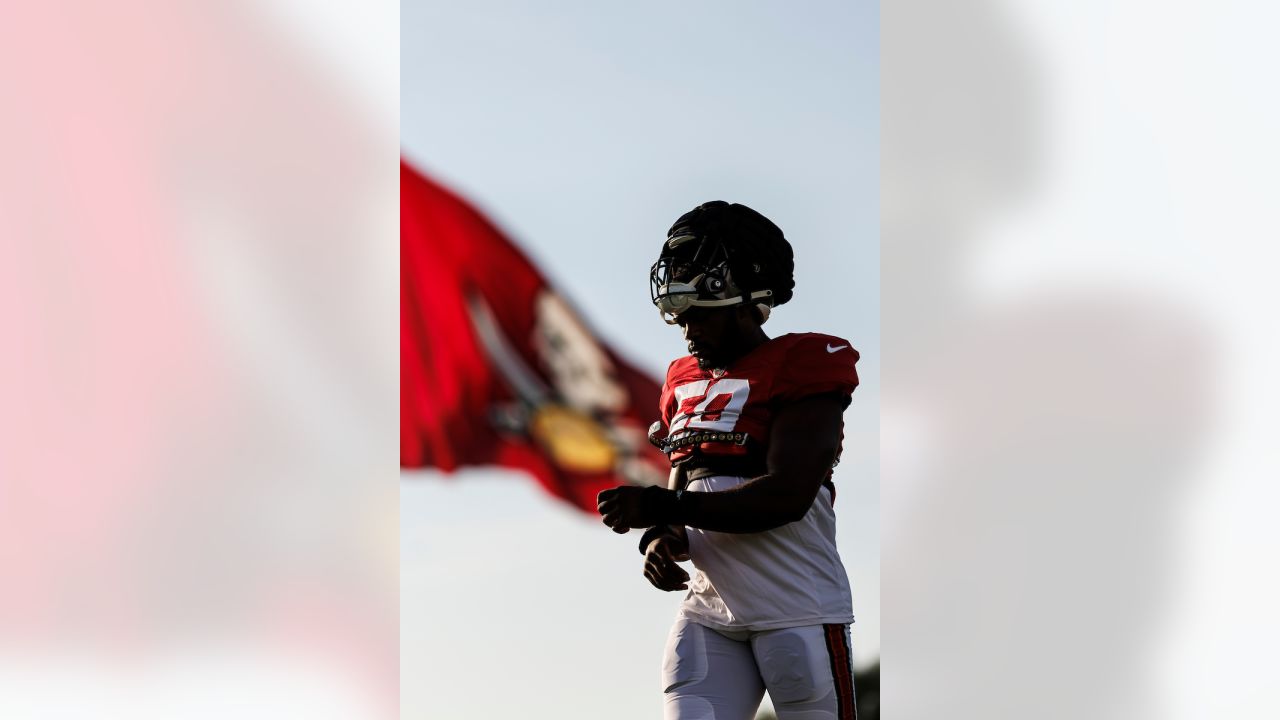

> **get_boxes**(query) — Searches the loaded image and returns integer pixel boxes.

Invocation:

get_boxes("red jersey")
[657,333,860,468]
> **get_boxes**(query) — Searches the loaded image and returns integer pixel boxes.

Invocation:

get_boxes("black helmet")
[649,201,795,324]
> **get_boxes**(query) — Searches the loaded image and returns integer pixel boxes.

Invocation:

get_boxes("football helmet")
[649,201,788,325]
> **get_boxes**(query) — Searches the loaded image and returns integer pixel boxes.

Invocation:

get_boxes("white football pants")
[661,618,857,720]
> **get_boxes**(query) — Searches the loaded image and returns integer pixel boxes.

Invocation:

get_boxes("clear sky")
[401,2,878,717]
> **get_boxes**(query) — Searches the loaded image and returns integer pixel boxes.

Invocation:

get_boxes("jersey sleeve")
[773,334,860,407]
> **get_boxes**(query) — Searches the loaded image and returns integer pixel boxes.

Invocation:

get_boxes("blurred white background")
[884,0,1280,718]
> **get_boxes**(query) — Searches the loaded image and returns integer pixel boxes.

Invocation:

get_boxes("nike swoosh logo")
[826,344,848,353]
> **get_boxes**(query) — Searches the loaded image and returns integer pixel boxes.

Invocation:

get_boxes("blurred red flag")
[400,160,668,511]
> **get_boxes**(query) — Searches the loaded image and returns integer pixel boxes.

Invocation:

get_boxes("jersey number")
[670,379,751,433]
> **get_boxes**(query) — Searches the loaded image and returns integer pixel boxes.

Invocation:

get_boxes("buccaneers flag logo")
[400,160,667,511]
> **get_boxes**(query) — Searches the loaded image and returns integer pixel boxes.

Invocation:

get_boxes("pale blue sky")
[401,2,878,717]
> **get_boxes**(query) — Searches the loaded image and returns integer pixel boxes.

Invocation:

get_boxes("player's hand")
[643,534,690,592]
[596,485,650,533]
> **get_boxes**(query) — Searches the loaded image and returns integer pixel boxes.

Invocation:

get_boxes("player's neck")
[713,327,770,371]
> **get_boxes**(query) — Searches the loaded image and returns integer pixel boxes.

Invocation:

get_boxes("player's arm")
[633,464,691,591]
[671,393,842,533]
[667,462,688,491]
[598,393,845,534]
[634,464,688,549]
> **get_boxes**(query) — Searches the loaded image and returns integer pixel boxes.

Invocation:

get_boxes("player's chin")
[688,342,716,366]
[693,352,722,371]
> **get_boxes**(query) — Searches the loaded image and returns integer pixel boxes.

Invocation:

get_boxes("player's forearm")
[682,475,813,533]
[642,474,817,534]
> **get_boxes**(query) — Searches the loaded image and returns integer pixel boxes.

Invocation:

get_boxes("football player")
[597,201,861,720]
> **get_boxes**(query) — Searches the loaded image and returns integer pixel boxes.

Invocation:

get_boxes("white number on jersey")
[669,378,751,434]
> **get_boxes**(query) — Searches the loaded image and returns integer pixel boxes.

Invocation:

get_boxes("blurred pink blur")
[0,1,396,716]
